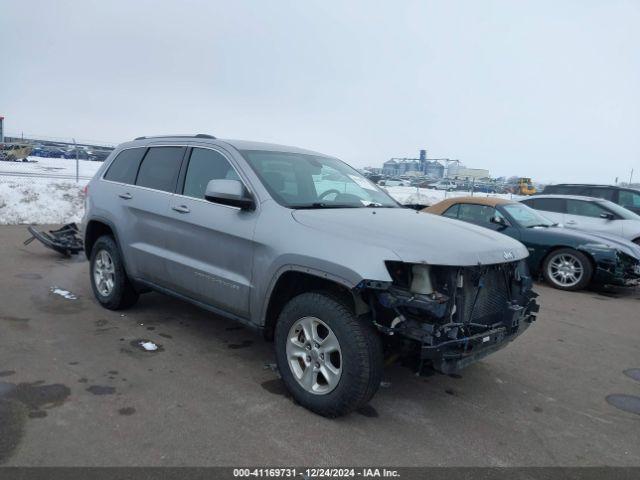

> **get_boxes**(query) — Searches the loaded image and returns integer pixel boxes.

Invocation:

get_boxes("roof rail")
[133,134,217,141]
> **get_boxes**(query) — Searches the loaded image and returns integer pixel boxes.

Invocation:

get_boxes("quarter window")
[182,148,240,199]
[442,204,460,219]
[566,200,608,218]
[135,147,185,193]
[103,148,146,184]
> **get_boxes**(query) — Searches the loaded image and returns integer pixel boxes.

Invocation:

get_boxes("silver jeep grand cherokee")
[82,134,539,417]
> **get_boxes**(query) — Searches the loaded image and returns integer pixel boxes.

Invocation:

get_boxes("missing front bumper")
[423,320,533,374]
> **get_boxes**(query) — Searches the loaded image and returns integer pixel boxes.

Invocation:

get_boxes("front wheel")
[542,248,593,291]
[274,292,383,417]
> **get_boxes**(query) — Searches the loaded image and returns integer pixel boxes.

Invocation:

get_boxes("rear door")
[526,197,565,225]
[126,146,186,286]
[564,199,623,236]
[163,146,258,319]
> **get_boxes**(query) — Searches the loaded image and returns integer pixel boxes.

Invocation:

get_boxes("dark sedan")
[424,197,640,291]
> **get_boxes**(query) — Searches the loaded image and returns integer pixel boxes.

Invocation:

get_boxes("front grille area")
[458,264,515,325]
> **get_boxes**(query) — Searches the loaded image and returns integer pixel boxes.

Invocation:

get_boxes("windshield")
[503,203,555,228]
[597,200,640,220]
[241,150,399,208]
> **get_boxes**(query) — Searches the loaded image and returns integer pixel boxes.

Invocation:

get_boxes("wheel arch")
[261,268,367,341]
[84,218,128,273]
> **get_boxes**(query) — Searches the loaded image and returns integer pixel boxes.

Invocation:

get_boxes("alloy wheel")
[286,316,342,395]
[93,250,116,297]
[548,252,583,288]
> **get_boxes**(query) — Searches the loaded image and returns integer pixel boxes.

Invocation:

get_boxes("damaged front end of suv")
[357,260,539,374]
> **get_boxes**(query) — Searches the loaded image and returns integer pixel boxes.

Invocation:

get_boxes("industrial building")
[382,149,445,178]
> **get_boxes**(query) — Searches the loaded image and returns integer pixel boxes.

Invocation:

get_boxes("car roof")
[121,135,332,158]
[529,194,609,202]
[548,183,639,192]
[423,196,515,215]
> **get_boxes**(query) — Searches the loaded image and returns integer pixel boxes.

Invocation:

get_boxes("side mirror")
[490,215,508,228]
[600,212,615,220]
[204,179,255,211]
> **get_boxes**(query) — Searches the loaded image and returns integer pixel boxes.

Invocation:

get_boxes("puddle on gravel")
[0,371,15,378]
[0,381,71,464]
[86,385,116,395]
[261,379,289,397]
[356,405,379,418]
[228,340,253,349]
[118,407,136,416]
[623,369,640,382]
[0,316,29,323]
[606,394,640,415]
[14,273,42,280]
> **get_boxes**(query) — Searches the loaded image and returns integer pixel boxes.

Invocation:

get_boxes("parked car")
[424,197,640,291]
[379,178,409,187]
[83,135,539,417]
[542,184,640,216]
[430,180,456,191]
[520,195,640,245]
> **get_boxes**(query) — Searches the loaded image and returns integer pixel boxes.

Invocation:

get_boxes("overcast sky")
[1,0,638,183]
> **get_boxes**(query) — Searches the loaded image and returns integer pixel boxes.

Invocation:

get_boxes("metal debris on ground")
[24,223,84,257]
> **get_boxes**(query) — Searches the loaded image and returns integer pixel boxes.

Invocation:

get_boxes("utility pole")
[73,138,79,183]
[630,169,634,185]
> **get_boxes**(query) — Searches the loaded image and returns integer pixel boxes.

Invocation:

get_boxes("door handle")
[118,192,132,200]
[172,205,190,214]
[565,220,576,225]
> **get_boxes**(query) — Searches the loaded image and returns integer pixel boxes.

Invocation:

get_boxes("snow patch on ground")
[140,341,158,351]
[50,287,77,300]
[383,186,520,206]
[0,156,100,225]
[0,181,85,225]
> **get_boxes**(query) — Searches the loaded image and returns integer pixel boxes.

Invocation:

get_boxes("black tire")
[274,292,383,418]
[542,248,593,291]
[89,235,139,310]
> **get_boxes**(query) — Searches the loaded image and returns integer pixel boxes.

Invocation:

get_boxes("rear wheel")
[274,292,383,417]
[542,248,592,291]
[90,235,139,310]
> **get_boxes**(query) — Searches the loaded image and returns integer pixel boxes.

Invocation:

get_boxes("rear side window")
[532,198,565,213]
[182,148,240,199]
[566,199,607,218]
[103,148,146,184]
[135,147,185,192]
[585,187,615,201]
[543,185,576,195]
[619,190,640,209]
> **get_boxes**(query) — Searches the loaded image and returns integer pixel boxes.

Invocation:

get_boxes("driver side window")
[458,204,495,224]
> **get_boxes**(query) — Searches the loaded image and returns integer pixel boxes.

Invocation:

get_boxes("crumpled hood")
[292,208,529,266]
[547,226,640,259]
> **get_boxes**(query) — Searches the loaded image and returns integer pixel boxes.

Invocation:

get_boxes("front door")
[164,147,257,319]
[564,199,623,236]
